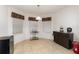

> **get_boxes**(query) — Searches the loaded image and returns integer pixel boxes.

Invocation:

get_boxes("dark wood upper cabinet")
[28,17,38,21]
[11,12,25,20]
[42,17,51,21]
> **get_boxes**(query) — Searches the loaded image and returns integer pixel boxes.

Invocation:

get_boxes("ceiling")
[10,5,65,15]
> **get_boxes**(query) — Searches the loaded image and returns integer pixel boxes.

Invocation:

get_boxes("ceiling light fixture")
[36,5,42,21]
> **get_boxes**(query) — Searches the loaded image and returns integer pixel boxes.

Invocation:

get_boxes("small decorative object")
[67,27,72,32]
[60,26,64,32]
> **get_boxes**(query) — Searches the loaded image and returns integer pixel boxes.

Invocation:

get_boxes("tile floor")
[14,39,74,54]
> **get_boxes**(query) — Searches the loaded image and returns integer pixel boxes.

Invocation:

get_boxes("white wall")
[24,13,53,40]
[8,7,38,44]
[0,6,8,36]
[2,5,79,44]
[8,6,79,43]
[37,14,53,39]
[24,13,38,40]
[53,6,79,41]
[8,7,26,44]
[7,6,54,43]
[7,6,79,43]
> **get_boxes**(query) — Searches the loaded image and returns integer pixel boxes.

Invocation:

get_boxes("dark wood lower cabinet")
[0,36,14,54]
[53,31,73,49]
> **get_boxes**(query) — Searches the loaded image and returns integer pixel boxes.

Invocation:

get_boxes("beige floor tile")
[14,39,74,54]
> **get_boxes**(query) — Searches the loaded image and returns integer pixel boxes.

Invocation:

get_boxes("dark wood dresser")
[53,31,73,49]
